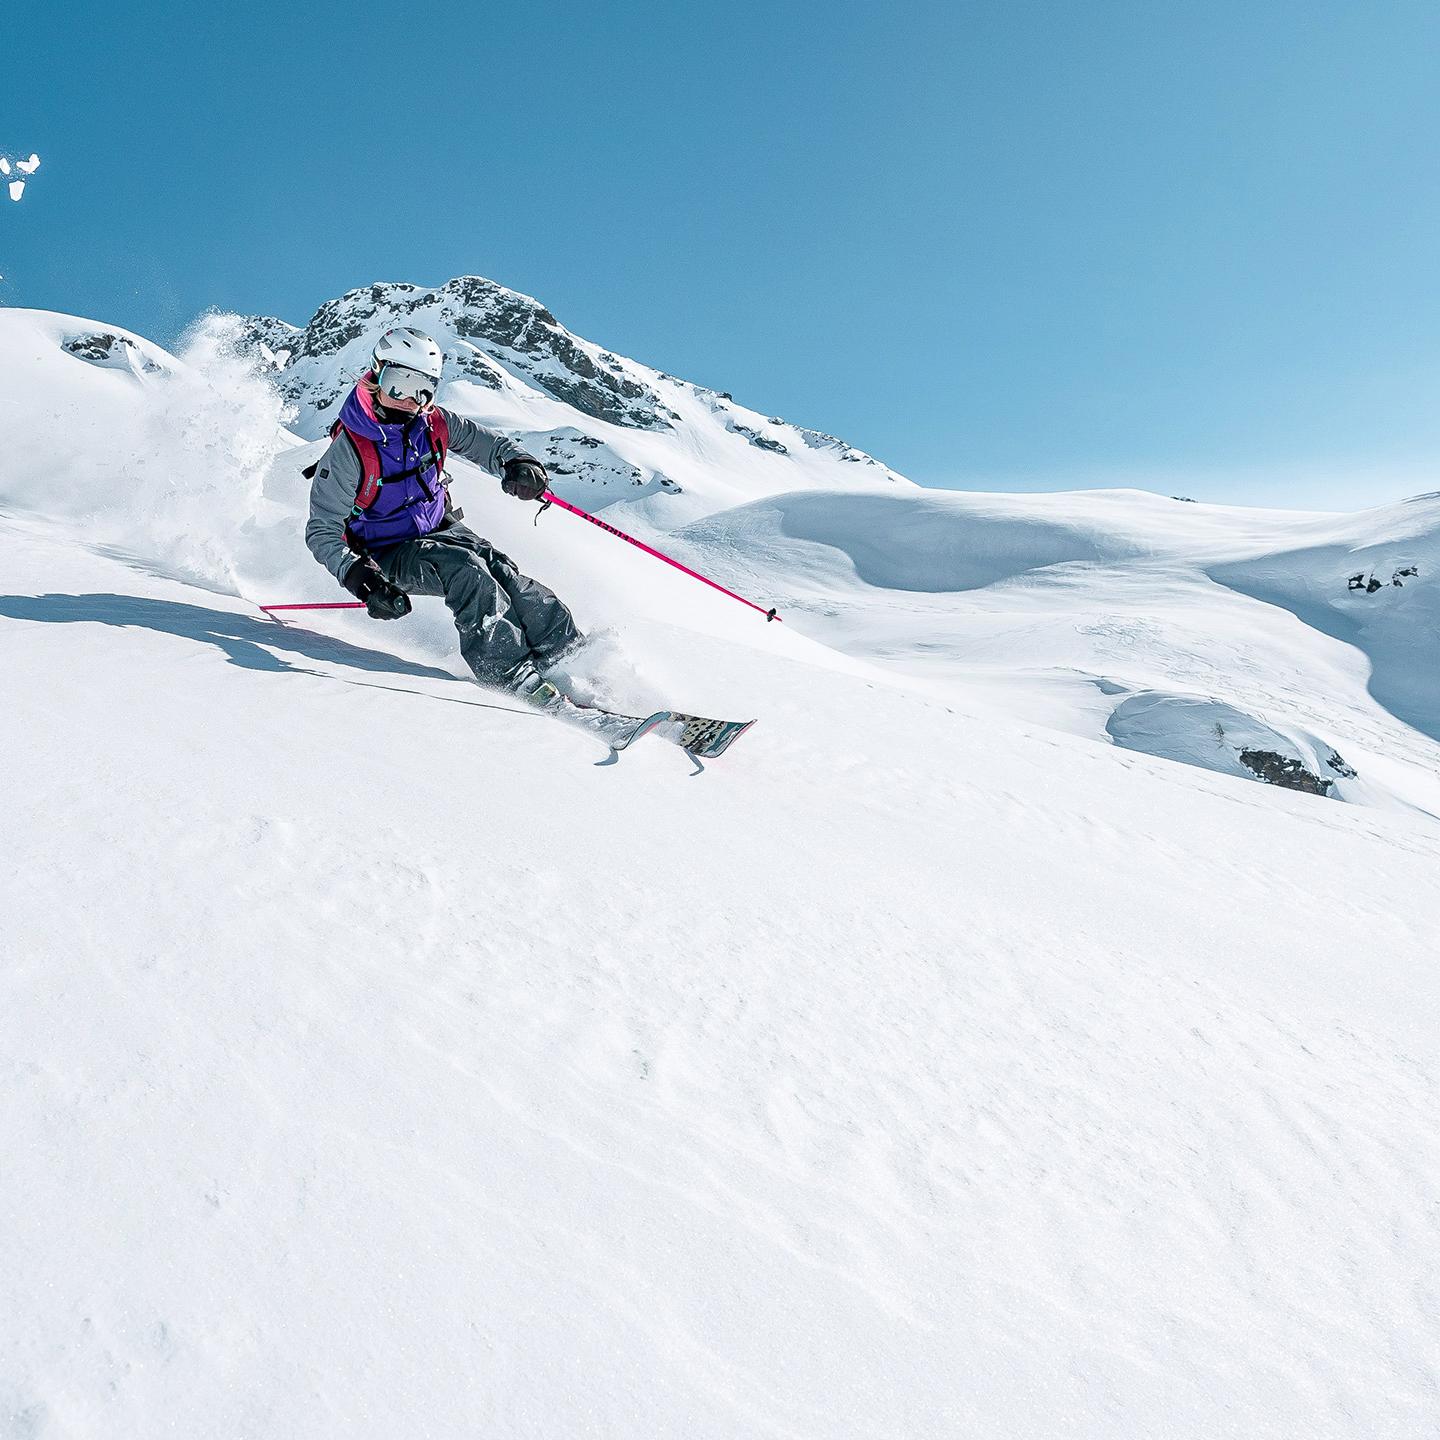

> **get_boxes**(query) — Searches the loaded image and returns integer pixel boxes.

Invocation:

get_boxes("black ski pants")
[372,521,582,688]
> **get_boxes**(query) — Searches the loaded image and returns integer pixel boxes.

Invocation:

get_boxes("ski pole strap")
[545,494,781,622]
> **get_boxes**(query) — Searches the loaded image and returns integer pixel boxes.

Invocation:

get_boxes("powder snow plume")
[0,308,313,597]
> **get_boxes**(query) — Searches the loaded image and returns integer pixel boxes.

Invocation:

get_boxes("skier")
[304,327,579,705]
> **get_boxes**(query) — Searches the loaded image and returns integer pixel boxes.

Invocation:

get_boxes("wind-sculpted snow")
[1206,497,1440,743]
[665,486,1440,812]
[1106,691,1357,797]
[677,489,1146,592]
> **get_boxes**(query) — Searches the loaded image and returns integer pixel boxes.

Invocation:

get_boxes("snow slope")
[4,306,1440,1438]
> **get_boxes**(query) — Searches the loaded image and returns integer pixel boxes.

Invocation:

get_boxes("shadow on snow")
[0,592,461,684]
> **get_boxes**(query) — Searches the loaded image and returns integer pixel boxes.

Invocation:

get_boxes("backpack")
[301,408,451,515]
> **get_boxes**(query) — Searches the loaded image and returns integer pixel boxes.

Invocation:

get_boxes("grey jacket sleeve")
[440,409,537,476]
[304,434,364,584]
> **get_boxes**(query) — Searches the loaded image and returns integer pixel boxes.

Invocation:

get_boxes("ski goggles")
[376,362,439,407]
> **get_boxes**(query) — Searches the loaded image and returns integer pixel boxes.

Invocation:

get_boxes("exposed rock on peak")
[241,276,678,434]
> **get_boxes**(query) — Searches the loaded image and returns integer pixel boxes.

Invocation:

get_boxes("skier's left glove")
[502,458,549,502]
[342,554,412,621]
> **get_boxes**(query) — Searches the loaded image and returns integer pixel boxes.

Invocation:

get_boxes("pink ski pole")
[259,601,366,615]
[542,494,780,622]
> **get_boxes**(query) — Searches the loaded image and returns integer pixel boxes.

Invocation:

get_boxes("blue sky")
[4,0,1438,507]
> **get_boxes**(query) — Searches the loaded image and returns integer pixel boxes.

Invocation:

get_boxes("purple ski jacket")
[336,381,449,550]
[304,381,536,582]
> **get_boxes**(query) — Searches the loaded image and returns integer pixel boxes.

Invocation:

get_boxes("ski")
[551,698,669,752]
[649,711,757,759]
[554,698,756,759]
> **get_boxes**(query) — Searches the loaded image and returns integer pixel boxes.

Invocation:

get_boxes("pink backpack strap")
[331,418,383,511]
[426,407,449,475]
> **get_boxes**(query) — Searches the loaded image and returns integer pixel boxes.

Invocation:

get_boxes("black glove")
[342,554,412,620]
[502,457,549,502]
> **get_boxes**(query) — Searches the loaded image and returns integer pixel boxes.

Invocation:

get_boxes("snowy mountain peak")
[248,276,676,433]
[236,275,906,519]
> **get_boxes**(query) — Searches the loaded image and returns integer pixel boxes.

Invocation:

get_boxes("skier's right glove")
[342,555,412,621]
[502,458,549,502]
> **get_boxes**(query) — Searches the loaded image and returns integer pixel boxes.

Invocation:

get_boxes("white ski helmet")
[371,326,443,405]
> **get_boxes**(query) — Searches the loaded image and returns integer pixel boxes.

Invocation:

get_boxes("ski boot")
[513,667,567,710]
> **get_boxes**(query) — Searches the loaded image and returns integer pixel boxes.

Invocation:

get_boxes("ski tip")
[693,718,758,759]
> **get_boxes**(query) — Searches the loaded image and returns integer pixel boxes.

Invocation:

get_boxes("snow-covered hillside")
[4,302,1440,1438]
[669,485,1440,812]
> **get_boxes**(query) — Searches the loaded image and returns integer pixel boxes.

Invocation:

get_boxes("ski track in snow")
[3,309,1440,1437]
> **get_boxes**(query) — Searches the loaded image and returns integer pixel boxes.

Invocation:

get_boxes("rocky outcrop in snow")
[62,330,167,375]
[1237,747,1355,797]
[1105,692,1357,799]
[1348,565,1419,593]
